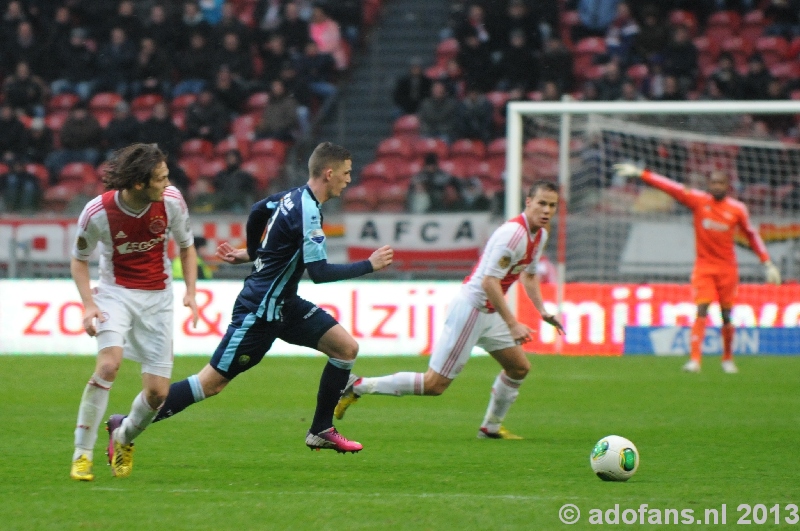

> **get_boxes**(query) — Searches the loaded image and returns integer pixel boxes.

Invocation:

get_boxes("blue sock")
[153,375,205,422]
[309,358,354,434]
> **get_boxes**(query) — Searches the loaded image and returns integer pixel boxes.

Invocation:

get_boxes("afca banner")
[623,326,800,355]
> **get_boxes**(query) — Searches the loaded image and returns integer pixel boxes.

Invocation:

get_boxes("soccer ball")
[590,435,639,481]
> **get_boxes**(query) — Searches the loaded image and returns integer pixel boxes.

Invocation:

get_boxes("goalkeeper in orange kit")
[614,163,781,373]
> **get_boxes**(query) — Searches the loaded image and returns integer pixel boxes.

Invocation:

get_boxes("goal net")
[506,100,800,355]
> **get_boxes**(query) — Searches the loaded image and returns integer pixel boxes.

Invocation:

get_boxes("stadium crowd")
[2,0,800,216]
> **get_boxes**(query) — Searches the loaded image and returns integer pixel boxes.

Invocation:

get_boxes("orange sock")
[721,323,734,361]
[690,317,707,364]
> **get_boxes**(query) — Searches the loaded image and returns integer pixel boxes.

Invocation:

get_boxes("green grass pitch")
[2,355,799,530]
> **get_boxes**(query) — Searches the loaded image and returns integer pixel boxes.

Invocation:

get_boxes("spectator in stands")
[328,0,363,46]
[214,2,251,49]
[278,1,311,55]
[461,176,491,211]
[294,40,338,120]
[661,25,697,93]
[132,37,172,99]
[406,180,432,213]
[0,155,42,213]
[144,4,176,55]
[45,105,102,179]
[1,1,28,43]
[440,58,467,99]
[494,29,538,92]
[185,88,229,142]
[212,32,253,84]
[50,28,97,102]
[256,0,285,35]
[3,61,47,117]
[138,102,184,159]
[641,56,666,99]
[392,57,432,116]
[104,101,140,157]
[492,0,541,53]
[700,78,726,100]
[709,52,742,99]
[458,29,495,93]
[309,6,349,71]
[211,149,256,212]
[255,79,299,141]
[658,75,684,101]
[96,27,137,99]
[581,80,601,100]
[764,0,800,40]
[632,5,669,65]
[455,4,491,45]
[501,85,530,119]
[430,180,465,212]
[278,61,312,137]
[455,85,493,142]
[44,6,74,71]
[619,78,645,101]
[213,66,247,115]
[177,1,211,51]
[5,21,46,77]
[24,117,53,164]
[539,37,574,93]
[409,152,462,209]
[596,61,625,100]
[200,0,225,25]
[540,80,563,101]
[259,33,290,87]
[0,103,28,159]
[741,54,773,100]
[174,32,213,97]
[573,0,620,41]
[106,0,143,46]
[418,81,458,143]
[605,1,638,66]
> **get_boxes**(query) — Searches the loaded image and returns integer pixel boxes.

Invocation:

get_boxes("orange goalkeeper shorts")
[691,266,739,308]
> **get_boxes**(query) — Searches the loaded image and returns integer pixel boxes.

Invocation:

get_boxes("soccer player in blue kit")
[134,142,394,455]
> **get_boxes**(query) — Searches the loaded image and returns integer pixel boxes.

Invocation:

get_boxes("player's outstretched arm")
[615,162,696,205]
[306,245,394,284]
[216,242,252,264]
[520,271,564,335]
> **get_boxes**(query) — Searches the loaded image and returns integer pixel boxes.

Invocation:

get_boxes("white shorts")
[93,284,174,378]
[428,292,517,379]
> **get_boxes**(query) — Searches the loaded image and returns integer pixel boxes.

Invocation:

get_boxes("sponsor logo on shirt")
[76,237,88,251]
[702,218,730,231]
[115,231,127,239]
[309,229,325,244]
[116,235,166,254]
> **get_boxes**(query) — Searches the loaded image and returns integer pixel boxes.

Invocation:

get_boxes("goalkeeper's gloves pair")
[764,260,781,285]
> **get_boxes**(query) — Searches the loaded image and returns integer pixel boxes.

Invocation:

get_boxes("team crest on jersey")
[76,237,88,251]
[498,255,511,268]
[309,229,325,244]
[148,215,166,234]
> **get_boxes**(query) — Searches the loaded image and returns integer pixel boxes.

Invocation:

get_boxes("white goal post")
[505,100,800,351]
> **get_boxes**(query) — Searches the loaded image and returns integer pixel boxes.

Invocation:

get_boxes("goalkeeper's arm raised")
[613,163,698,206]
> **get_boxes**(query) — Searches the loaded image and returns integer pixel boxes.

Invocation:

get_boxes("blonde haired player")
[70,144,199,481]
[614,163,780,373]
[335,181,565,439]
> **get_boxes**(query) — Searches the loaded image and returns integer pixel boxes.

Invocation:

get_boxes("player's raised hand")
[612,162,643,180]
[82,302,105,337]
[184,292,199,328]
[216,241,251,264]
[509,321,535,345]
[764,260,781,285]
[542,313,565,335]
[369,245,394,271]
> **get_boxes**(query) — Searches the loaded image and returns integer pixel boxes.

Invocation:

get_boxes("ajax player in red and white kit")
[614,163,780,374]
[70,144,199,481]
[335,181,565,439]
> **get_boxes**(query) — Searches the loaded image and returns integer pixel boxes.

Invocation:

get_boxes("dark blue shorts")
[209,296,338,379]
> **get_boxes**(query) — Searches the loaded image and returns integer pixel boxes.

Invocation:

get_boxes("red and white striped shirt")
[72,186,194,290]
[462,213,547,312]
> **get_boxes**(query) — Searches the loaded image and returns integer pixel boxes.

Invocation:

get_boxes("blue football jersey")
[237,185,327,321]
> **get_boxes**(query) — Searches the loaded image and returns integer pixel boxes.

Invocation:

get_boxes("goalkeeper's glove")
[764,260,781,285]
[612,162,644,180]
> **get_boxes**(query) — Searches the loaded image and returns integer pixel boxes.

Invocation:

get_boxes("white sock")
[353,372,424,396]
[481,372,524,433]
[73,374,113,461]
[116,392,161,445]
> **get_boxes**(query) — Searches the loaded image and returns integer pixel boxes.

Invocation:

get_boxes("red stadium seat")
[42,182,82,212]
[394,159,422,183]
[180,138,214,159]
[170,94,197,113]
[693,36,718,61]
[245,92,270,114]
[720,36,749,67]
[524,138,559,158]
[177,157,202,183]
[625,64,649,85]
[59,162,96,185]
[171,111,186,131]
[438,159,469,179]
[487,137,507,164]
[198,157,226,179]
[342,183,378,212]
[25,163,49,188]
[668,10,698,36]
[376,183,407,213]
[376,136,414,164]
[770,61,800,82]
[573,37,606,79]
[435,38,459,65]
[215,137,251,160]
[92,109,114,128]
[89,92,123,112]
[250,138,288,161]
[392,114,420,138]
[705,10,741,43]
[241,157,282,191]
[47,93,79,112]
[231,113,259,140]
[131,94,164,121]
[559,10,580,48]
[474,160,504,185]
[450,139,486,166]
[360,160,398,184]
[45,111,69,133]
[740,10,765,44]
[412,137,448,162]
[755,36,790,68]
[790,36,800,60]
